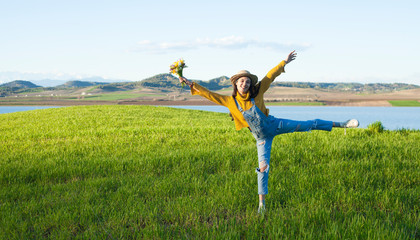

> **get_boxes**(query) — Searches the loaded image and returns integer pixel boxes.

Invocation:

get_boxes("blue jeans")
[252,116,333,195]
[235,99,333,195]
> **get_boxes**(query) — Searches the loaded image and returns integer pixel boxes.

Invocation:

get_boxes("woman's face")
[236,77,251,95]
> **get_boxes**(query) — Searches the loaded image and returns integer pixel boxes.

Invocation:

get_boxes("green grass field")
[0,106,419,239]
[389,100,420,107]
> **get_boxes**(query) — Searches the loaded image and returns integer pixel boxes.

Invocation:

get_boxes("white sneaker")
[258,203,266,214]
[343,119,359,128]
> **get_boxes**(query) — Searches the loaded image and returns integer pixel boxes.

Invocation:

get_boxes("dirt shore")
[0,99,399,106]
[0,99,219,106]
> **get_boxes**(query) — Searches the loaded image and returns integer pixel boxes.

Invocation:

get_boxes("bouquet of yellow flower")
[169,58,187,87]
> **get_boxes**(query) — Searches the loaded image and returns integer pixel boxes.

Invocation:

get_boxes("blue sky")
[1,0,419,85]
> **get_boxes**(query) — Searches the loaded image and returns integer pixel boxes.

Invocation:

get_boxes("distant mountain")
[139,74,180,89]
[198,76,231,90]
[139,74,231,91]
[0,80,40,89]
[1,74,419,97]
[32,77,131,87]
[272,81,420,93]
[56,80,109,88]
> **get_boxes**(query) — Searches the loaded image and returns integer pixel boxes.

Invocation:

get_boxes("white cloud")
[133,36,311,53]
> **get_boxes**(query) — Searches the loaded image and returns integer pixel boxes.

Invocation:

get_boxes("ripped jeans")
[235,99,333,195]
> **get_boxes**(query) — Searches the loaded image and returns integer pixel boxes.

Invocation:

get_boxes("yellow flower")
[169,58,188,88]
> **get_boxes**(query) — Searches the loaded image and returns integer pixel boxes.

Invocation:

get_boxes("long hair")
[229,81,261,120]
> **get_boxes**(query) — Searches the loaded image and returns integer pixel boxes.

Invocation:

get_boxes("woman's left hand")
[285,50,297,64]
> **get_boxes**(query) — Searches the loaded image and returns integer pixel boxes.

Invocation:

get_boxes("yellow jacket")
[190,61,286,130]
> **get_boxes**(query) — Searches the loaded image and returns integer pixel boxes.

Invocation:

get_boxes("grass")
[389,100,420,107]
[0,105,419,239]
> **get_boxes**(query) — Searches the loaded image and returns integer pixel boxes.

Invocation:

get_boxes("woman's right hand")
[179,76,192,87]
[179,76,187,84]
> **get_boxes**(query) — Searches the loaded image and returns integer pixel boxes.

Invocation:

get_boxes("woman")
[179,51,359,213]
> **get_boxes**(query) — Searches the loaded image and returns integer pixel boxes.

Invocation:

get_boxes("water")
[1,105,419,130]
[169,106,420,130]
[0,106,62,114]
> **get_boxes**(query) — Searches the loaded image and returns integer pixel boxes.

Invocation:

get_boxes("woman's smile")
[236,77,251,95]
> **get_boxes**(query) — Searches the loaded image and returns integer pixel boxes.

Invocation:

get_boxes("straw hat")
[229,70,258,86]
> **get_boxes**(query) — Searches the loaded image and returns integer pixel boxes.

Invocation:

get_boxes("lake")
[0,106,62,114]
[1,106,420,130]
[169,106,420,130]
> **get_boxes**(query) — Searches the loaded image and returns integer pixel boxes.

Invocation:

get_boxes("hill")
[0,80,42,97]
[198,76,231,90]
[138,75,420,93]
[272,81,419,93]
[0,75,419,103]
[1,75,419,94]
[139,74,231,91]
[0,80,40,89]
[32,77,129,87]
[56,80,109,88]
[139,74,180,89]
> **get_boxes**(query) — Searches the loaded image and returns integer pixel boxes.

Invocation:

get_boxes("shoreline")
[0,99,403,107]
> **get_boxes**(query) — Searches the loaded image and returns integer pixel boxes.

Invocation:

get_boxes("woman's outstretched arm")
[179,76,231,107]
[259,51,297,94]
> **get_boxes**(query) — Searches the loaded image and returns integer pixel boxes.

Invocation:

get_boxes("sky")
[1,0,420,85]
